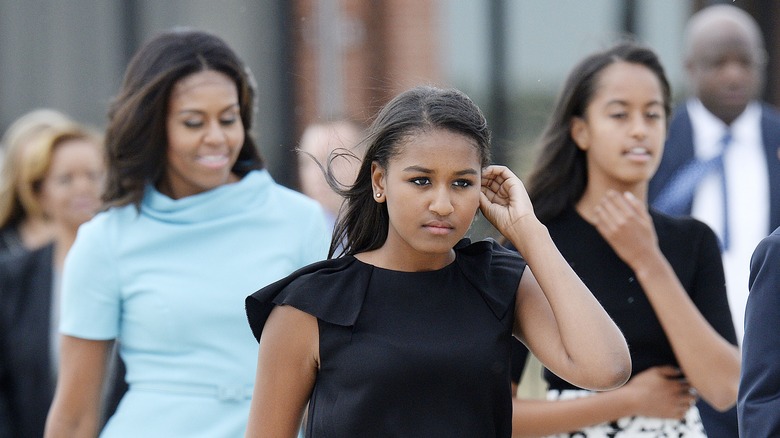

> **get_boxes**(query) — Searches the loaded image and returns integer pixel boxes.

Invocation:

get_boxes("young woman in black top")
[510,42,740,437]
[246,85,631,437]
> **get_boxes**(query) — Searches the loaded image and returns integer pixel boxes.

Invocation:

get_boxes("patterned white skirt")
[543,389,707,437]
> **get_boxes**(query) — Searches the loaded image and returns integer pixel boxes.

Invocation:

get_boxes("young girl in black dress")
[509,42,740,437]
[245,85,631,437]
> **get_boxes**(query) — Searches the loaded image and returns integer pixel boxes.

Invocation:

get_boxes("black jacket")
[0,244,126,437]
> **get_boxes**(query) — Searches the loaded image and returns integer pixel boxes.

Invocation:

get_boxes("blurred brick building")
[291,0,442,134]
[3,0,779,189]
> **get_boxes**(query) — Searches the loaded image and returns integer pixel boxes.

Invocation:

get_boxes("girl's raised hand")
[479,165,536,236]
[591,190,659,266]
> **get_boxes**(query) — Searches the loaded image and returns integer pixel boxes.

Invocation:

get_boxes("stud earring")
[375,192,381,198]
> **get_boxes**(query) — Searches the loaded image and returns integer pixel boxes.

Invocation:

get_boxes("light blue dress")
[60,170,330,437]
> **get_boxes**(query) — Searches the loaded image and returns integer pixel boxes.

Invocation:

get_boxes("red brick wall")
[292,0,442,136]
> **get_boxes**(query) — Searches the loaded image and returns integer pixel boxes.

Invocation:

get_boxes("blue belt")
[131,382,253,402]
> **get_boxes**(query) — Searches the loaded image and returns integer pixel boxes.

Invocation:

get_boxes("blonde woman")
[0,109,73,254]
[0,122,123,437]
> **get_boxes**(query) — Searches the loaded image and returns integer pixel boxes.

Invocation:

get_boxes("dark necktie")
[654,130,732,250]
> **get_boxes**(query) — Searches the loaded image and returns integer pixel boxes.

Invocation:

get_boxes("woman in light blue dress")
[44,29,330,437]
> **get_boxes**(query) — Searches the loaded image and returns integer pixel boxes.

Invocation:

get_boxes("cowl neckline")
[141,170,270,224]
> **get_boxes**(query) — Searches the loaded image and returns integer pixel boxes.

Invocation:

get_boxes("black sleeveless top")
[246,238,525,437]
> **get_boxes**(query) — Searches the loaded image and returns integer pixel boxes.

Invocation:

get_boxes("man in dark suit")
[649,4,780,437]
[739,226,780,437]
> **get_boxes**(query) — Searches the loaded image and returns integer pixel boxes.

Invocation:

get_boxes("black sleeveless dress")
[246,238,525,437]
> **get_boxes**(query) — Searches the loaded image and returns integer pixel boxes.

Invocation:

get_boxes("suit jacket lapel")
[649,104,697,210]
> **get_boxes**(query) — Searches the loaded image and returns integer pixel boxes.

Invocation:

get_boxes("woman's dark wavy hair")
[526,41,671,223]
[103,28,264,208]
[328,86,491,258]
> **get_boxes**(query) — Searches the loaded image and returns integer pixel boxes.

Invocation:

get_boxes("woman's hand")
[590,190,659,268]
[621,366,697,420]
[480,165,536,239]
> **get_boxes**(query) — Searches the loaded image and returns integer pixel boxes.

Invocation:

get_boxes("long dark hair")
[526,41,671,223]
[329,86,491,258]
[103,28,264,208]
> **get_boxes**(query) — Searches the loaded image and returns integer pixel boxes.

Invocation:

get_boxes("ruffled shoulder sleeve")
[454,238,526,321]
[245,256,371,342]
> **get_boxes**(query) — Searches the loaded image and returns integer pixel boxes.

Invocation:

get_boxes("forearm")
[512,390,636,437]
[633,253,739,410]
[44,336,110,438]
[45,376,103,438]
[44,413,100,438]
[508,219,617,335]
[510,218,629,384]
